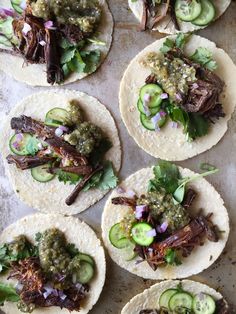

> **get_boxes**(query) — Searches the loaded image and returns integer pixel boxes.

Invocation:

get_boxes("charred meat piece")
[111,197,137,207]
[182,188,197,209]
[65,166,103,206]
[6,155,56,170]
[49,165,93,176]
[215,298,230,314]
[139,310,161,314]
[11,116,88,165]
[145,74,158,84]
[59,24,89,45]
[44,29,64,84]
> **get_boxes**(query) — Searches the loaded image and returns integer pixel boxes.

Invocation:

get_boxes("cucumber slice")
[140,113,167,131]
[11,0,24,14]
[175,0,202,21]
[139,84,163,108]
[192,0,215,26]
[119,239,137,261]
[192,293,216,314]
[9,133,32,156]
[159,289,178,309]
[31,164,55,183]
[74,261,94,284]
[137,99,160,116]
[109,223,127,248]
[131,222,155,246]
[45,108,69,127]
[169,292,193,312]
[77,253,94,266]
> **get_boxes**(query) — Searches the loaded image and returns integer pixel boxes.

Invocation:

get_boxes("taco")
[0,213,106,314]
[101,161,229,280]
[119,34,236,161]
[0,89,121,215]
[121,279,230,314]
[0,0,113,86]
[128,0,231,34]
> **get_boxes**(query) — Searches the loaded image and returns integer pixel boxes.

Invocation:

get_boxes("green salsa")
[137,189,190,232]
[30,0,102,33]
[142,52,196,103]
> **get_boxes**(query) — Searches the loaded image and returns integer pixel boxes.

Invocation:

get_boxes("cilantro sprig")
[149,160,218,205]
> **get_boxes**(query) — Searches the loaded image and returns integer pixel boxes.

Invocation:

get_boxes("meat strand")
[6,155,56,170]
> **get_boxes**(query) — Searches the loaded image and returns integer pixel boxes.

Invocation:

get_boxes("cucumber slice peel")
[192,293,216,314]
[140,112,167,131]
[31,164,55,183]
[11,0,24,14]
[139,84,163,108]
[175,0,202,21]
[74,261,94,284]
[131,222,155,246]
[119,239,137,261]
[137,98,160,116]
[192,0,215,26]
[77,253,95,266]
[159,289,178,309]
[9,133,33,156]
[169,292,193,312]
[45,108,69,127]
[109,223,127,248]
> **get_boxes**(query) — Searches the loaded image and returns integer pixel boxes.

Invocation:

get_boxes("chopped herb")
[200,162,217,171]
[186,113,209,141]
[25,137,42,156]
[66,243,79,257]
[0,283,20,305]
[191,47,217,71]
[57,170,82,185]
[164,249,182,266]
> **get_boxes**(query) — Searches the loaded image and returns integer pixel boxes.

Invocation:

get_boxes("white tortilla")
[0,213,106,314]
[0,0,113,86]
[0,89,121,215]
[119,35,236,161]
[102,166,229,280]
[128,0,231,34]
[121,279,224,313]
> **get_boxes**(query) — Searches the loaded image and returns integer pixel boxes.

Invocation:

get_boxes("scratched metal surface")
[0,1,236,313]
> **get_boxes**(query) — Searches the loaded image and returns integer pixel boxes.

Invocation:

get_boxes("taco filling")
[108,161,220,270]
[6,100,118,206]
[137,33,225,141]
[0,228,96,312]
[0,0,105,84]
[133,0,216,31]
[139,284,230,314]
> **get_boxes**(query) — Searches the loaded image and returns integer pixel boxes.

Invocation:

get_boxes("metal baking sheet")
[0,1,236,313]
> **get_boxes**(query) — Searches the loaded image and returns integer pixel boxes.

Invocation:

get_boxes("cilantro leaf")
[57,170,82,185]
[83,171,103,192]
[96,161,118,191]
[25,137,41,156]
[164,249,182,266]
[175,32,191,49]
[66,243,79,257]
[186,113,209,141]
[60,47,76,64]
[152,160,180,194]
[199,162,217,171]
[191,47,217,71]
[0,283,20,305]
[80,49,101,73]
[68,51,86,73]
[160,38,175,54]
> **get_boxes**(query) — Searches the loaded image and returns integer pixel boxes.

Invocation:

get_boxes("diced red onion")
[55,128,63,137]
[171,122,179,128]
[148,248,153,253]
[175,93,183,102]
[15,282,23,292]
[116,186,125,194]
[143,103,151,117]
[12,141,20,149]
[59,125,69,132]
[58,290,67,301]
[75,283,82,290]
[0,8,15,18]
[160,93,168,99]
[44,20,56,30]
[135,205,147,219]
[157,221,168,233]
[22,22,31,35]
[127,190,136,198]
[37,143,43,150]
[16,133,23,141]
[146,228,157,237]
[151,113,161,132]
[159,111,166,117]
[39,40,46,46]
[43,291,51,299]
[143,93,151,102]
[192,83,199,89]
[20,0,27,9]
